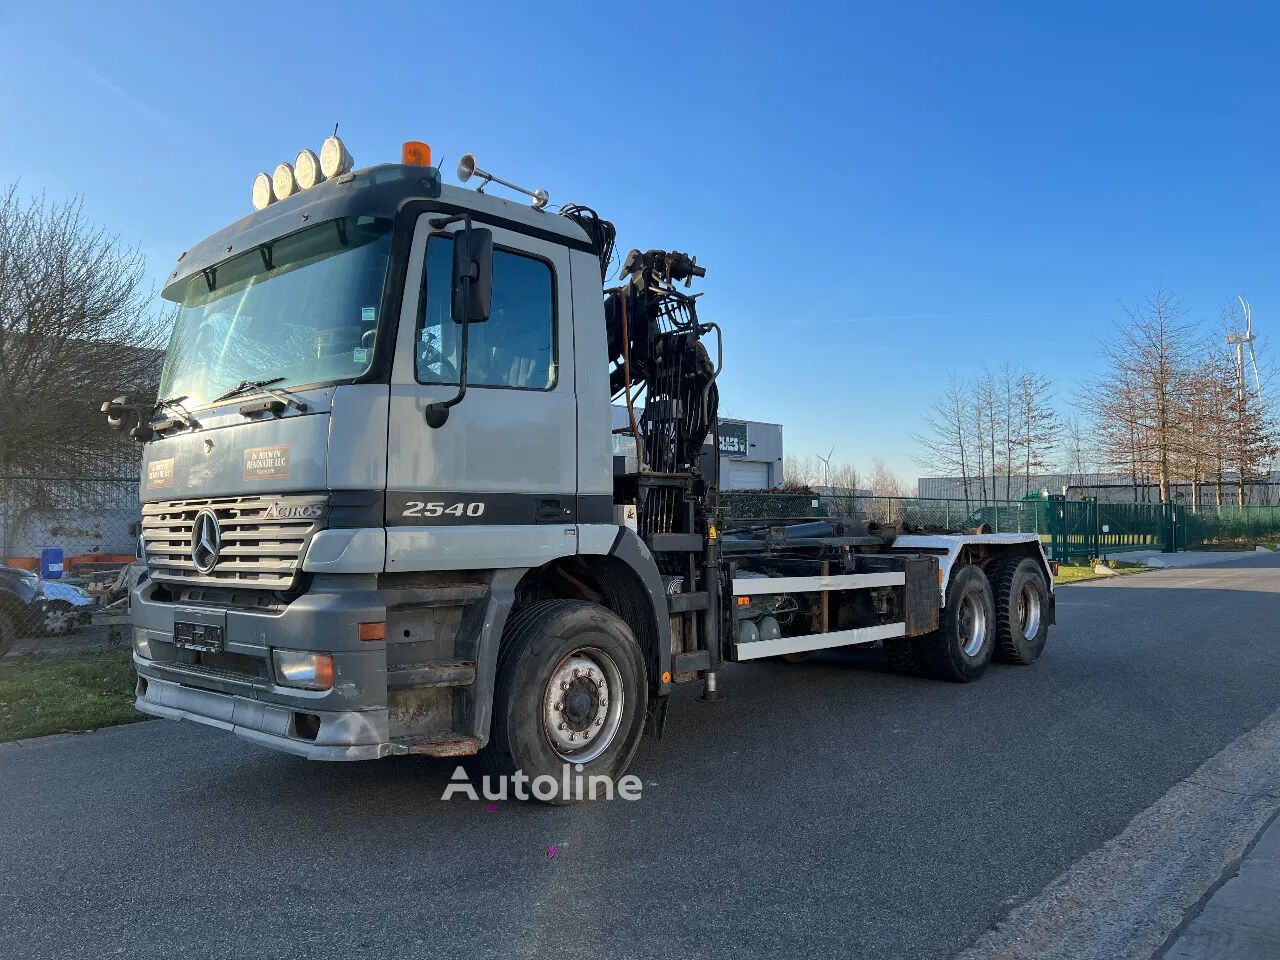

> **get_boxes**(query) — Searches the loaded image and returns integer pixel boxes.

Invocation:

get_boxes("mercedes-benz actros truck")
[106,136,1055,799]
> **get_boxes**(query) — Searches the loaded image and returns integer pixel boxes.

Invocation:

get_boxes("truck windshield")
[158,215,394,409]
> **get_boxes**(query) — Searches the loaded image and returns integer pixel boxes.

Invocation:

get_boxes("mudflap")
[644,695,670,739]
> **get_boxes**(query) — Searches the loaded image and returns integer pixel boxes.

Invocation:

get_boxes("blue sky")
[1,1,1276,479]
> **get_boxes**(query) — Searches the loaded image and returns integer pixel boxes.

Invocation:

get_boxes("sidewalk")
[1162,812,1280,959]
[1119,548,1273,569]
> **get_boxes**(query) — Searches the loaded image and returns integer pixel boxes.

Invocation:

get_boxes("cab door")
[384,213,578,571]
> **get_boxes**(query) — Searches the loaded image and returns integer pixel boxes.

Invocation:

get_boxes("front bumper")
[131,573,392,760]
[136,673,390,760]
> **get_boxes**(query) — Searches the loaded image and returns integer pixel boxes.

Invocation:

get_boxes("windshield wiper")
[152,395,199,431]
[214,378,309,413]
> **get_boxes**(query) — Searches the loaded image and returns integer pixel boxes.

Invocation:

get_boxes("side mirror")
[451,227,493,324]
[101,395,135,431]
[101,394,156,442]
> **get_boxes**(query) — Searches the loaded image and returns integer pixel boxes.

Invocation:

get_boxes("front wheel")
[915,564,996,682]
[479,600,648,803]
[43,601,77,637]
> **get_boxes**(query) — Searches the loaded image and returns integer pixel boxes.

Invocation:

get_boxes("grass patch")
[1054,565,1100,584]
[1054,559,1146,585]
[0,648,145,742]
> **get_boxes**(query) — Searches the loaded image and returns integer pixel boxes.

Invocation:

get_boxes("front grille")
[142,494,326,590]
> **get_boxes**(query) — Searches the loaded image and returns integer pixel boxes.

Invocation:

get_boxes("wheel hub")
[562,681,598,729]
[543,648,624,764]
[960,593,987,657]
[44,608,72,636]
[1018,583,1042,640]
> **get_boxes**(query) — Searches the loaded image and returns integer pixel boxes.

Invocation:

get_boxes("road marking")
[956,705,1280,960]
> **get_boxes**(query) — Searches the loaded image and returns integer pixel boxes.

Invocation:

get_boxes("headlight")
[272,650,334,690]
[132,628,153,660]
[251,172,274,210]
[295,148,323,189]
[272,162,298,201]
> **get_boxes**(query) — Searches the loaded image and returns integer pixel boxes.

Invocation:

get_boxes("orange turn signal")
[313,655,335,689]
[358,621,386,642]
[661,671,672,683]
[402,140,432,166]
[736,596,750,607]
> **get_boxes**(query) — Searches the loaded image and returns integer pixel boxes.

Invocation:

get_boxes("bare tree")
[914,367,1060,504]
[1203,348,1237,506]
[781,453,821,491]
[826,460,863,494]
[997,362,1018,499]
[1059,413,1097,489]
[1095,289,1197,503]
[972,366,1019,503]
[974,371,995,504]
[912,374,975,508]
[1095,366,1148,501]
[868,457,907,497]
[1215,302,1278,505]
[0,185,169,478]
[1176,350,1227,509]
[1014,369,1060,496]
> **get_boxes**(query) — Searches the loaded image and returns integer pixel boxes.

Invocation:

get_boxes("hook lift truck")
[105,137,1055,799]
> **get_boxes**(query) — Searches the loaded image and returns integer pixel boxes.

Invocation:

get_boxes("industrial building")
[612,407,783,489]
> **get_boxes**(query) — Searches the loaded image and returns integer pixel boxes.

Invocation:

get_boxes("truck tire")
[0,606,14,657]
[915,564,996,682]
[990,557,1050,665]
[479,599,648,803]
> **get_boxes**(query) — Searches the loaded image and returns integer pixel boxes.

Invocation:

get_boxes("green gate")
[1096,501,1163,556]
[1046,495,1098,563]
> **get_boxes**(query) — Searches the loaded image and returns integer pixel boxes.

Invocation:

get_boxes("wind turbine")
[1226,295,1262,395]
[816,444,836,490]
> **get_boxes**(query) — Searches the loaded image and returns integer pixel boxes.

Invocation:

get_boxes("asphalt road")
[4,555,1280,960]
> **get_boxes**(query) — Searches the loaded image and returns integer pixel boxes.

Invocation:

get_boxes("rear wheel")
[479,599,647,803]
[915,564,996,682]
[990,558,1050,665]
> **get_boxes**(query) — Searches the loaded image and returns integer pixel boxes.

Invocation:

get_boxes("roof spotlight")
[251,172,274,210]
[295,148,324,189]
[273,162,298,201]
[319,135,353,179]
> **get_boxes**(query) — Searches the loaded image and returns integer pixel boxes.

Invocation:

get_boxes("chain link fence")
[721,490,1280,561]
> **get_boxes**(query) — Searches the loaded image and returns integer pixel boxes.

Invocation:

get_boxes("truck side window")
[416,235,556,390]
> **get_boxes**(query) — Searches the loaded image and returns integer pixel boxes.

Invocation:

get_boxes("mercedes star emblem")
[191,508,221,574]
